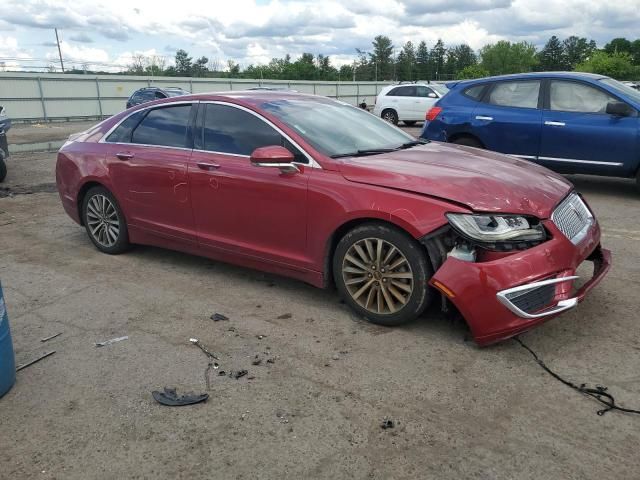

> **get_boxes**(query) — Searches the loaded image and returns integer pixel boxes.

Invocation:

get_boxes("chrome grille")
[552,193,593,244]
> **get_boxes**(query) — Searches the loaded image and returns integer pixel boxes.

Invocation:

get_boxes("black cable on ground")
[514,336,640,416]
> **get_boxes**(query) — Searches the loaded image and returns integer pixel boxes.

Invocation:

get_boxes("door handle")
[116,152,134,161]
[197,162,221,170]
[475,115,493,121]
[544,121,565,127]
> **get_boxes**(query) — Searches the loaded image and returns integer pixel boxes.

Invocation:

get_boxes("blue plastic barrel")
[0,281,16,397]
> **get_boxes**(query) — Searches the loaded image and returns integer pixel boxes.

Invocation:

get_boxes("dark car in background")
[422,72,640,187]
[125,87,190,109]
[0,105,11,182]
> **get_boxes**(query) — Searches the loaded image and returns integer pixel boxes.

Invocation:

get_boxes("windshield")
[262,99,416,157]
[165,89,188,97]
[599,78,640,104]
[430,84,449,96]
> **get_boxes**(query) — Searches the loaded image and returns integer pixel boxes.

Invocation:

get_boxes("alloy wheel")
[341,237,414,314]
[382,111,396,123]
[86,194,120,248]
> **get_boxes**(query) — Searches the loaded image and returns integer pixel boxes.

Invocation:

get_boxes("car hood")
[337,142,572,218]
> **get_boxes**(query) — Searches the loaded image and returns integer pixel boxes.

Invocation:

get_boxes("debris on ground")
[152,387,208,407]
[210,313,229,322]
[381,419,395,429]
[276,409,289,423]
[231,369,248,379]
[40,332,62,343]
[95,335,128,347]
[266,358,275,364]
[190,338,220,389]
[332,354,340,361]
[16,351,56,372]
[251,355,262,366]
[277,313,292,319]
[218,370,226,376]
[256,335,266,339]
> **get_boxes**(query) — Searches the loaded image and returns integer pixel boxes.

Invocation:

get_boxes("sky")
[0,0,639,72]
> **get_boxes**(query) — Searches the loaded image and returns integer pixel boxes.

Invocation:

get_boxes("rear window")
[131,104,192,148]
[488,81,540,109]
[105,110,146,143]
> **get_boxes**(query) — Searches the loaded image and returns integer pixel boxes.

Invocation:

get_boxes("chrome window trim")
[198,100,322,169]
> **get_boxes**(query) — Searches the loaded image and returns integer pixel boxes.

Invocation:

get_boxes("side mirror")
[427,92,438,99]
[606,101,633,117]
[250,145,299,174]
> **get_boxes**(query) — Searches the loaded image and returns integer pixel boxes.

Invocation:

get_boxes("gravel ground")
[0,134,639,479]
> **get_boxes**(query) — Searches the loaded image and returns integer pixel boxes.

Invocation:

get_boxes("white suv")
[373,83,449,125]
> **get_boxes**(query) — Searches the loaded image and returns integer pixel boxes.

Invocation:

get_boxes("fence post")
[336,82,339,100]
[95,77,103,118]
[356,83,360,106]
[190,79,193,93]
[36,77,48,122]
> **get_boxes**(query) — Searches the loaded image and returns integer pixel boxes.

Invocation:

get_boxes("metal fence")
[0,72,394,122]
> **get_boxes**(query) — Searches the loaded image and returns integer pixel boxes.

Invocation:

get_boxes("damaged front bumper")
[426,219,611,346]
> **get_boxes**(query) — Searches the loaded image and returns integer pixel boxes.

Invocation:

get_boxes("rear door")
[104,103,197,242]
[538,79,639,175]
[471,79,542,158]
[386,86,417,121]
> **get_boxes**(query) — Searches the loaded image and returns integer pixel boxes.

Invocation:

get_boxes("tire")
[381,109,399,125]
[333,222,432,326]
[404,121,417,126]
[81,186,130,254]
[452,136,483,148]
[0,155,6,183]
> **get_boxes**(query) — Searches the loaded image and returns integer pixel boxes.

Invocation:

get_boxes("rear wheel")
[404,121,417,126]
[451,136,482,148]
[381,109,399,125]
[333,223,432,326]
[81,186,130,254]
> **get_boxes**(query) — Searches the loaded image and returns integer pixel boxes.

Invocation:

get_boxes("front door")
[539,79,639,175]
[188,103,311,268]
[105,103,196,241]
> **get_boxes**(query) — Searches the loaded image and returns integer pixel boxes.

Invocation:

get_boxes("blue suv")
[422,72,640,185]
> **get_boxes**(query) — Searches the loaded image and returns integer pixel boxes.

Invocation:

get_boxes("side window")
[464,84,486,101]
[154,91,165,99]
[130,92,143,104]
[388,86,416,97]
[105,110,146,143]
[416,86,437,98]
[488,81,540,108]
[140,90,155,102]
[549,81,617,114]
[131,104,192,148]
[202,104,307,162]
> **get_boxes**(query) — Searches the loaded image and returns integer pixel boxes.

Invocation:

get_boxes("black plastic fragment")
[210,313,229,322]
[232,369,248,379]
[152,387,209,407]
[381,419,395,429]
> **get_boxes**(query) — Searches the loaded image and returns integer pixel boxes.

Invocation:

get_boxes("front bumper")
[429,220,611,346]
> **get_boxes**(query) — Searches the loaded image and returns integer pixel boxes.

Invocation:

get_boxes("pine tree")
[538,36,567,71]
[416,41,429,80]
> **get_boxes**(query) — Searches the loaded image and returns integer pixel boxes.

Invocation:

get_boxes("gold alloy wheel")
[341,237,414,314]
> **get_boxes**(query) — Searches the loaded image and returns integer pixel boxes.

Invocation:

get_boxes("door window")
[416,86,437,98]
[549,81,617,114]
[201,104,307,162]
[130,104,192,148]
[387,86,416,97]
[488,81,540,108]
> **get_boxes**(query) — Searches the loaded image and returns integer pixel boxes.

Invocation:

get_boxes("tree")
[576,51,638,80]
[480,41,538,75]
[429,39,446,79]
[457,65,490,79]
[604,38,632,55]
[563,36,597,69]
[397,41,416,81]
[415,41,429,80]
[227,60,240,77]
[370,35,394,80]
[191,56,209,77]
[446,44,477,77]
[631,39,640,65]
[127,54,147,75]
[538,36,567,71]
[174,49,192,76]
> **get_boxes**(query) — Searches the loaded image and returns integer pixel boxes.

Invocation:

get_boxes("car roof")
[137,90,332,108]
[447,71,607,89]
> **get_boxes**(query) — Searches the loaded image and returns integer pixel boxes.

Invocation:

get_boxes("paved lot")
[1,125,639,479]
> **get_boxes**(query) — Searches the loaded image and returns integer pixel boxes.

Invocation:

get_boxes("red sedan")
[55,92,610,345]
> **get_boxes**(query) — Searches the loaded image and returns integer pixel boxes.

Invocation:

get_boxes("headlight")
[446,213,545,243]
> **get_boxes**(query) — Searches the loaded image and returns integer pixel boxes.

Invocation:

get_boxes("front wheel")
[82,186,130,254]
[333,223,432,326]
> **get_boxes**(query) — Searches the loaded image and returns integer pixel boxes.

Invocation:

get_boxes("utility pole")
[54,28,65,73]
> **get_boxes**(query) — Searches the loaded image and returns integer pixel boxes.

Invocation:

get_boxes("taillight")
[426,107,442,121]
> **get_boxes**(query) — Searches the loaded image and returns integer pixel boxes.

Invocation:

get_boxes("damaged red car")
[55,92,611,345]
